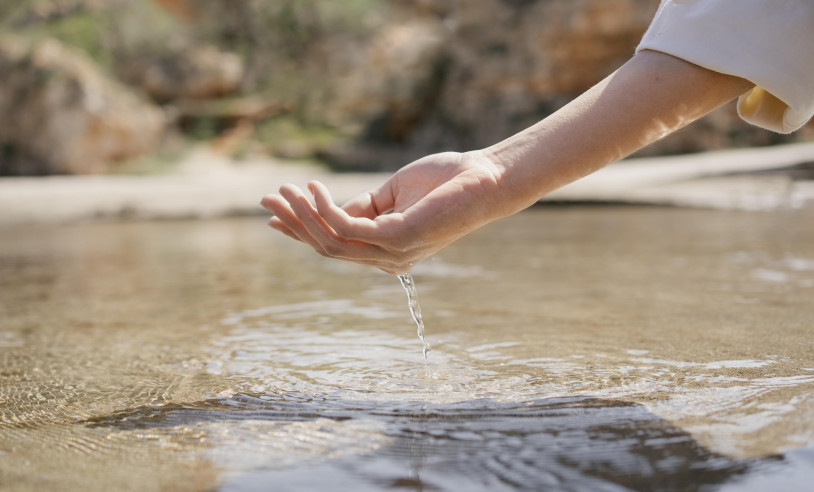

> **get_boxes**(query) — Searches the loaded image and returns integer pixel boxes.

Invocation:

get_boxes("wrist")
[459,148,543,219]
[461,149,503,180]
[478,136,555,213]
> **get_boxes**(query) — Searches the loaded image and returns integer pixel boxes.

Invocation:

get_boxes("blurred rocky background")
[1,0,812,176]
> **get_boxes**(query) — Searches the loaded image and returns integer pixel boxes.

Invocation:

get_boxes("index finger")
[309,181,403,246]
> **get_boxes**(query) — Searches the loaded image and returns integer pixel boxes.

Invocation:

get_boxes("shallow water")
[1,206,813,491]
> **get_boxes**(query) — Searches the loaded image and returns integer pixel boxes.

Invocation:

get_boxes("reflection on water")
[83,395,755,492]
[1,207,814,491]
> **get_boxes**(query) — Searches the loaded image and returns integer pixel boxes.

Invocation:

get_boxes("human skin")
[260,50,754,274]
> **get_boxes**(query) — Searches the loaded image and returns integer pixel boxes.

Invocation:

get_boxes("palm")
[345,152,499,224]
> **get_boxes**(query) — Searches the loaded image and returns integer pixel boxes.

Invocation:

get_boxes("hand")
[260,151,506,275]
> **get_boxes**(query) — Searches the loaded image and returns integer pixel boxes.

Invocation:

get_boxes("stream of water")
[397,273,431,360]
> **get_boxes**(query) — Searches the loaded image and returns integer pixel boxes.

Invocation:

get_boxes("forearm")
[481,50,754,214]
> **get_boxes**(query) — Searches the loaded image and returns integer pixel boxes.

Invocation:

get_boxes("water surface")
[1,206,813,491]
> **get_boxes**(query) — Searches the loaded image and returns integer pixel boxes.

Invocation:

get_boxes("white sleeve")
[637,0,814,134]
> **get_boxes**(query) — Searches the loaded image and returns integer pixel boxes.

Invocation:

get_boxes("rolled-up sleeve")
[637,0,814,134]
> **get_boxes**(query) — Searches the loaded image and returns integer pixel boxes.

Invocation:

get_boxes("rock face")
[121,45,244,102]
[0,36,165,175]
[319,0,664,169]
[440,0,658,134]
[3,0,809,175]
[320,20,449,136]
[146,0,812,170]
[298,0,812,169]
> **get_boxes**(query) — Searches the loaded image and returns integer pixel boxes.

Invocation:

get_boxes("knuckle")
[331,220,355,241]
[328,220,347,238]
[377,230,404,250]
[322,240,344,257]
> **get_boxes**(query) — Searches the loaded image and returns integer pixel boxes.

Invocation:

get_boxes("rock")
[122,45,244,102]
[319,19,448,138]
[319,0,662,169]
[408,0,660,152]
[152,0,196,21]
[315,0,813,169]
[0,36,166,175]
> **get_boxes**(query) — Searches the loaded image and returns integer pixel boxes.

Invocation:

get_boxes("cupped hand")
[260,150,507,275]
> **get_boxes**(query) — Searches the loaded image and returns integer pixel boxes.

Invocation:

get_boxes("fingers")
[262,197,300,241]
[267,184,393,263]
[262,182,419,273]
[279,184,341,253]
[268,216,300,242]
[309,181,397,245]
[260,192,319,247]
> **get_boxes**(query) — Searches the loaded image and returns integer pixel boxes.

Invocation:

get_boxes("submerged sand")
[1,206,812,490]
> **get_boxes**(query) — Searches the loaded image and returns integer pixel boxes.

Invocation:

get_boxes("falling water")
[397,273,431,360]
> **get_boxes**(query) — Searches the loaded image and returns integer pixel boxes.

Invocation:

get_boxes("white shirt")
[637,0,814,133]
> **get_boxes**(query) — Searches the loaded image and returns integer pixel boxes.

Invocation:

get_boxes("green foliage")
[108,140,193,175]
[202,0,382,49]
[270,0,383,48]
[254,116,341,158]
[185,117,223,142]
[100,0,181,59]
[1,0,182,70]
[41,12,111,67]
[0,0,386,163]
[0,0,28,25]
[197,0,384,91]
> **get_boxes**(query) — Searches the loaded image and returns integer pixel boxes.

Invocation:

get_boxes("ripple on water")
[3,210,814,491]
[211,297,814,462]
[81,392,760,492]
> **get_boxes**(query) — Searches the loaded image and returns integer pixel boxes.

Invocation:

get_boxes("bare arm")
[261,50,753,274]
[484,50,753,214]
